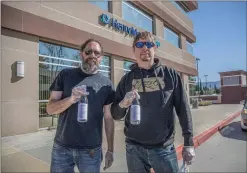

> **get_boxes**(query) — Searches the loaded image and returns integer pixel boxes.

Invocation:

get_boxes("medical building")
[1,1,198,136]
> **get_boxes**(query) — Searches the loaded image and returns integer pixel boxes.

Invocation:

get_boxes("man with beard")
[111,31,196,173]
[47,39,115,173]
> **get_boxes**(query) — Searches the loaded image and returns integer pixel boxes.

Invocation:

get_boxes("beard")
[140,54,151,62]
[81,58,99,74]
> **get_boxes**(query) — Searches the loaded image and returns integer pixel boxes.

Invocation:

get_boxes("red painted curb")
[176,110,241,160]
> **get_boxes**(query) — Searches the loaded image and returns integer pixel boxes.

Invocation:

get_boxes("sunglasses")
[84,49,101,57]
[135,41,155,49]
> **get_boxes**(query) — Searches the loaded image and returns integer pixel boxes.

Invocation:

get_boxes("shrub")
[199,100,212,106]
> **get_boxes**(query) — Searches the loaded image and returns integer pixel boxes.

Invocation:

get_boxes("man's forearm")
[111,102,127,120]
[46,97,73,115]
[104,116,115,152]
[177,105,194,146]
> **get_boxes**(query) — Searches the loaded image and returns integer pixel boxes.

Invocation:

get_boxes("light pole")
[196,57,200,96]
[204,75,208,95]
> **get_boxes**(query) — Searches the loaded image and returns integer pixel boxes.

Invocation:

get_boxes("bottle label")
[78,103,88,122]
[130,105,140,123]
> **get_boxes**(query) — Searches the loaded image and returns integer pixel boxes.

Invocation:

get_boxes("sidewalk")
[178,116,247,172]
[1,104,243,172]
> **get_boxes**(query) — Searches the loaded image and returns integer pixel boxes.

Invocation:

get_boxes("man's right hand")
[70,86,89,104]
[119,89,139,108]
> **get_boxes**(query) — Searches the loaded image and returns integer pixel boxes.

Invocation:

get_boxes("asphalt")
[178,116,247,172]
[1,104,243,172]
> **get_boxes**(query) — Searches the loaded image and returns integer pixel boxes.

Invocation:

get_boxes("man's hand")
[119,89,139,108]
[182,146,196,165]
[103,151,114,170]
[70,85,89,103]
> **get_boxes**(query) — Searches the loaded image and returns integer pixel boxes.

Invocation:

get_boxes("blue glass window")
[123,60,134,74]
[186,41,193,55]
[122,2,153,33]
[39,41,111,79]
[88,0,109,11]
[164,27,179,48]
[38,41,110,128]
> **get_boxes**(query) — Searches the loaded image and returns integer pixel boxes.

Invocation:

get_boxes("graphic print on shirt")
[74,76,106,93]
[132,77,165,92]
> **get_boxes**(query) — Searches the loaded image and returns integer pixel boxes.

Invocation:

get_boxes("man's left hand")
[103,151,114,170]
[182,146,196,165]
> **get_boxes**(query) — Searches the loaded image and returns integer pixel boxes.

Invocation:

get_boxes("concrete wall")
[154,16,164,38]
[158,1,193,33]
[220,71,247,104]
[1,28,39,136]
[200,95,222,104]
[221,86,246,104]
[111,56,124,88]
[182,73,190,102]
[2,1,196,72]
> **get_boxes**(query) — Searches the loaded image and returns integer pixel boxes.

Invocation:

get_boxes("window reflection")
[123,60,134,75]
[38,41,111,101]
[164,27,179,48]
[186,41,193,55]
[88,0,109,11]
[122,2,153,33]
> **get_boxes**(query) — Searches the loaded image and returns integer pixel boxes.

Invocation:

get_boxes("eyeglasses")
[84,49,101,56]
[135,42,155,49]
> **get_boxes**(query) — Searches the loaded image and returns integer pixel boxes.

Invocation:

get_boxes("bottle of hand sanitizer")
[130,94,141,125]
[77,85,88,123]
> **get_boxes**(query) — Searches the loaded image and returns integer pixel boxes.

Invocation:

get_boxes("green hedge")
[199,100,212,106]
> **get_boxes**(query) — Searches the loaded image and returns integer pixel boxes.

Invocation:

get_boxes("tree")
[213,84,221,94]
[199,79,204,95]
[214,84,217,94]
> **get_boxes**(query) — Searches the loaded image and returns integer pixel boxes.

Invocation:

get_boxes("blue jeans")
[126,143,179,173]
[50,142,102,173]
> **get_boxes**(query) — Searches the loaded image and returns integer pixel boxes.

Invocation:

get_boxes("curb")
[176,110,241,160]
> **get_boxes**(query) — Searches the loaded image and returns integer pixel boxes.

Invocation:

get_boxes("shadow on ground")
[219,121,247,141]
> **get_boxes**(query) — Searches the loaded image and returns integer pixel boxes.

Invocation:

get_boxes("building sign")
[100,13,160,48]
[100,13,138,37]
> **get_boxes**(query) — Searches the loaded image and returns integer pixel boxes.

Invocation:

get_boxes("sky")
[188,1,247,82]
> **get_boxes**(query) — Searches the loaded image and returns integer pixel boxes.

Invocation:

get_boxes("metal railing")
[39,100,58,130]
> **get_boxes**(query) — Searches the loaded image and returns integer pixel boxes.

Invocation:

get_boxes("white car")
[240,100,247,132]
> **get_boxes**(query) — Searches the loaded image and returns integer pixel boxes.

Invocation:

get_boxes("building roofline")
[178,1,198,12]
[219,70,247,75]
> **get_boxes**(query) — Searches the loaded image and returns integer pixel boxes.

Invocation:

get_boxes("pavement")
[178,116,247,172]
[1,104,243,172]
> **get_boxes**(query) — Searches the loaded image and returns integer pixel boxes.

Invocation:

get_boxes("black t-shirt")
[49,67,115,149]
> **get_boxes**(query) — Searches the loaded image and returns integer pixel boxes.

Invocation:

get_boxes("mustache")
[85,57,99,64]
[85,57,96,62]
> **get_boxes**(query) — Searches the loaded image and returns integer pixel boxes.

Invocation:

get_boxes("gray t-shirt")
[49,67,115,149]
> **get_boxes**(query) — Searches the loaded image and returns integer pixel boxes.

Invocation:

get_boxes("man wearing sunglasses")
[47,39,115,173]
[111,31,195,173]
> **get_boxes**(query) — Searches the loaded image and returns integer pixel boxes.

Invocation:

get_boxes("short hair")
[80,38,103,54]
[132,31,156,48]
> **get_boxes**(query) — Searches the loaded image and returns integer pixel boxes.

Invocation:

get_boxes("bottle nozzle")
[136,92,140,100]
